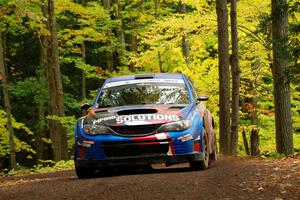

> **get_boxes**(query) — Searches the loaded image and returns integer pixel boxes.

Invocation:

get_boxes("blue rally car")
[74,73,217,178]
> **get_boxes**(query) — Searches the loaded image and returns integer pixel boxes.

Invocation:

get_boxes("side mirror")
[197,96,209,102]
[80,103,91,112]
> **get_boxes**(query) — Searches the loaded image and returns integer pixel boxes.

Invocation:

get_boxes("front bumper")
[75,124,203,167]
[75,153,203,168]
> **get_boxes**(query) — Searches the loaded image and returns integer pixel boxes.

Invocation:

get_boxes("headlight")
[83,124,113,135]
[157,120,191,132]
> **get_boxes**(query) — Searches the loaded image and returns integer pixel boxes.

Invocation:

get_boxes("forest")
[0,0,299,171]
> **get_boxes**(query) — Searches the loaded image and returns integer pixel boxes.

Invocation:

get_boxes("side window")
[188,79,198,102]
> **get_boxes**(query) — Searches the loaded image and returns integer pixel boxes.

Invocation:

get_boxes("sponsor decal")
[104,79,185,88]
[92,114,179,124]
[178,134,193,142]
[92,116,117,124]
[116,114,179,124]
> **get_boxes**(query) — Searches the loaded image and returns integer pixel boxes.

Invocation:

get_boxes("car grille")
[102,140,170,157]
[109,124,162,136]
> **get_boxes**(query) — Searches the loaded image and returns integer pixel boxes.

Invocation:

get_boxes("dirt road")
[0,157,299,200]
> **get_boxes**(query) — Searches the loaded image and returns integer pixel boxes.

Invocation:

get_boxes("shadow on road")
[89,164,200,179]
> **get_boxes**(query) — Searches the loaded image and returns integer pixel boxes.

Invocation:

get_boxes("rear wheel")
[75,166,95,179]
[209,134,217,164]
[190,132,209,170]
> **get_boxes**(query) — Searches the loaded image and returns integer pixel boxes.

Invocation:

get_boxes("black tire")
[141,164,153,173]
[75,166,95,179]
[209,135,217,164]
[190,131,209,170]
[209,148,217,165]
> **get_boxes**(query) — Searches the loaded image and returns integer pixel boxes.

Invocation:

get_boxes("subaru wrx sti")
[74,73,217,178]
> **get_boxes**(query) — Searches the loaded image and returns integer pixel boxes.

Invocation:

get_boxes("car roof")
[105,73,184,83]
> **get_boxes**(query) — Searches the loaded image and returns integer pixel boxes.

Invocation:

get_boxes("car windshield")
[97,79,189,108]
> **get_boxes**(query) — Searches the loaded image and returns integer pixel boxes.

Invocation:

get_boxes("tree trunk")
[116,0,126,65]
[271,0,294,155]
[103,0,114,71]
[130,33,137,53]
[129,1,141,69]
[82,0,87,6]
[155,0,159,19]
[179,1,190,68]
[36,36,48,163]
[182,35,190,68]
[155,0,163,72]
[230,0,240,155]
[216,0,231,155]
[129,31,137,70]
[0,21,16,169]
[47,0,68,161]
[81,42,86,101]
[242,128,250,155]
[250,128,259,156]
[36,96,46,163]
[158,51,163,72]
[81,1,87,101]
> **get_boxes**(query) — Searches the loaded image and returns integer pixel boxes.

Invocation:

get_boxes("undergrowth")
[0,160,74,177]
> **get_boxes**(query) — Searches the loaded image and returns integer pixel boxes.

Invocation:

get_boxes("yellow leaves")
[56,0,107,25]
[1,0,48,37]
[143,12,215,47]
[55,0,108,61]
[130,49,161,71]
[238,0,270,25]
[0,109,34,157]
[58,28,106,52]
[56,0,86,15]
[139,14,155,24]
[0,110,33,135]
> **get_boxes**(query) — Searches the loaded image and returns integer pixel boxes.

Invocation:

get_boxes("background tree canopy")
[0,0,299,169]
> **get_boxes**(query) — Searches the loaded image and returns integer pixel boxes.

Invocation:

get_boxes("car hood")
[86,105,186,126]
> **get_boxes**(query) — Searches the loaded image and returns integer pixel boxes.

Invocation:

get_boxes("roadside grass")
[0,160,74,177]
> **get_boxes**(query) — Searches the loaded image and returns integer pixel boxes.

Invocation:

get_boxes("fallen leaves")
[231,157,300,199]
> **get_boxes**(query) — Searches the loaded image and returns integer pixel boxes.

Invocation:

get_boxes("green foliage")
[0,0,300,172]
[260,152,287,159]
[0,0,47,36]
[47,115,76,151]
[31,160,74,173]
[56,0,109,75]
[0,160,74,176]
[0,109,35,157]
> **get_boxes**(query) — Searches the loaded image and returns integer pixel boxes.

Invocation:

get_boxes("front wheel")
[75,166,95,179]
[190,132,209,170]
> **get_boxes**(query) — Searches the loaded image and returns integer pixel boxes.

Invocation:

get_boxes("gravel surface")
[0,157,299,200]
